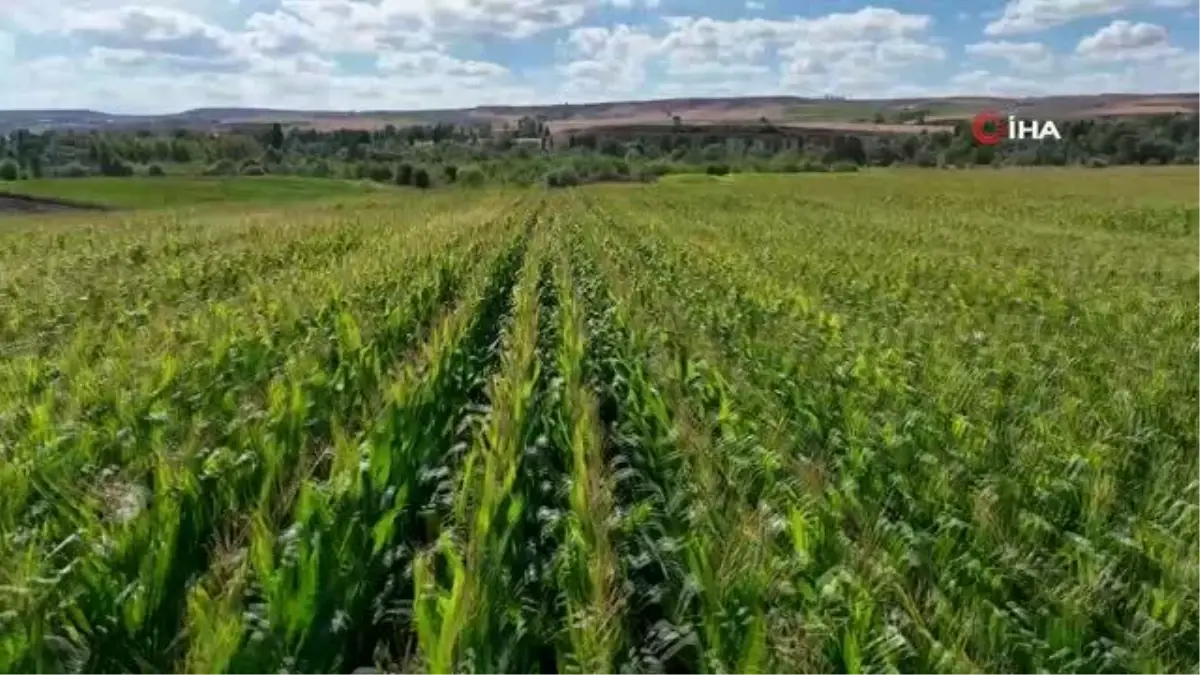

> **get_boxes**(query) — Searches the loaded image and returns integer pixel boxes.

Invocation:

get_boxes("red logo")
[971,111,1007,145]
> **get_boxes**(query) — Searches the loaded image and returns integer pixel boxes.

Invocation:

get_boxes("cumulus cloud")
[1075,20,1176,61]
[555,7,943,99]
[948,56,1197,97]
[559,24,661,95]
[985,0,1194,35]
[0,0,1194,111]
[965,40,1056,72]
[241,0,660,54]
[62,6,253,71]
[378,51,509,78]
[5,0,216,33]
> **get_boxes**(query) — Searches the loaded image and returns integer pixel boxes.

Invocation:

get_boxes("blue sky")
[0,0,1196,112]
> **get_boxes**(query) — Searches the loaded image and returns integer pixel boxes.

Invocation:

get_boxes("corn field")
[1,170,1196,674]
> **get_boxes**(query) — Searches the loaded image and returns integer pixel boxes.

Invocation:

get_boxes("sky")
[0,0,1197,113]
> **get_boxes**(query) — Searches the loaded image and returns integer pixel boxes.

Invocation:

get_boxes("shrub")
[309,159,332,178]
[366,162,393,182]
[544,168,580,188]
[100,158,135,177]
[443,164,458,183]
[413,167,431,189]
[396,163,414,185]
[706,163,730,176]
[146,163,166,177]
[795,159,827,173]
[643,162,673,177]
[261,147,283,166]
[59,162,91,178]
[205,159,237,176]
[458,165,486,187]
[0,158,17,181]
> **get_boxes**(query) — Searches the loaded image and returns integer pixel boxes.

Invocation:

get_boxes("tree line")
[0,113,1195,187]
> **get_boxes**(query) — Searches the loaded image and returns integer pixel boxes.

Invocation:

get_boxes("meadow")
[0,168,1195,673]
[1,176,386,211]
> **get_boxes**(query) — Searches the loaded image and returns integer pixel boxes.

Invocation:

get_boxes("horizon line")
[2,91,1197,117]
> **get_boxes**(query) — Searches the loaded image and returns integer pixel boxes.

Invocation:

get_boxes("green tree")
[458,164,486,187]
[366,162,393,182]
[396,163,414,185]
[0,158,18,181]
[268,122,285,150]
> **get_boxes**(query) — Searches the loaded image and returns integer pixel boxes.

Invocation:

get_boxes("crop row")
[1,178,1195,673]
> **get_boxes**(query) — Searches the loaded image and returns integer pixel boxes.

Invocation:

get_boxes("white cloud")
[948,55,1198,97]
[241,0,662,54]
[377,49,510,81]
[57,6,254,71]
[5,0,218,34]
[985,0,1195,35]
[554,7,943,99]
[984,0,1123,35]
[1075,20,1176,61]
[667,61,772,78]
[965,40,1056,72]
[559,23,661,96]
[0,0,1194,112]
[0,0,522,110]
[1,53,537,113]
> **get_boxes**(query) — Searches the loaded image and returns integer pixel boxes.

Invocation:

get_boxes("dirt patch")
[782,120,954,134]
[293,115,424,132]
[0,191,110,215]
[550,119,956,140]
[546,106,794,132]
[1077,102,1199,117]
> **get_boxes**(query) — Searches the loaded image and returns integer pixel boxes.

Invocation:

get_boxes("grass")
[0,167,1195,673]
[782,101,883,120]
[0,175,387,209]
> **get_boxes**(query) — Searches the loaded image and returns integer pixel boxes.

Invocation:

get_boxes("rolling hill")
[0,92,1195,135]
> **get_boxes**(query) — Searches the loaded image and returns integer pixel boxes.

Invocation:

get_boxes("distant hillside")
[1,92,1195,135]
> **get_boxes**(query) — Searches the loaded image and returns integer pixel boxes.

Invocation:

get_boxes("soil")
[0,191,110,215]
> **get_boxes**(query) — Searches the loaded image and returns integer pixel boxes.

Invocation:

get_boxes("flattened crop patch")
[0,191,110,215]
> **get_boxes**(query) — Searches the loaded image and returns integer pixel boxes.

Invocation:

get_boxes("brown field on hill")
[6,92,1189,136]
[292,115,426,131]
[1081,100,1198,117]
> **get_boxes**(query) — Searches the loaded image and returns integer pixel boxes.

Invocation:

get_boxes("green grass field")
[1,175,386,210]
[0,168,1196,673]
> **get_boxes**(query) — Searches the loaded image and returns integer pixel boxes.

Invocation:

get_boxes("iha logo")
[970,110,1062,145]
